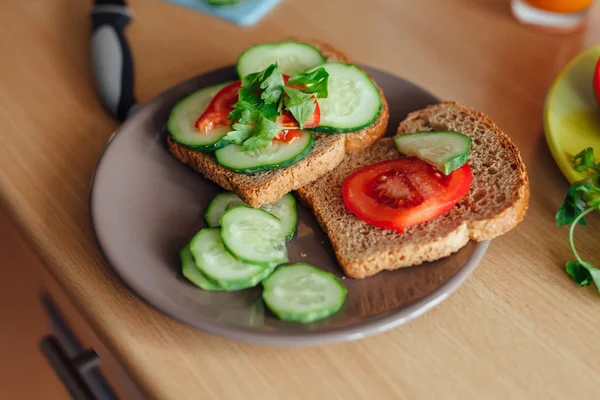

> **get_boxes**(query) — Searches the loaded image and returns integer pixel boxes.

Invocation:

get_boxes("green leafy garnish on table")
[224,63,328,151]
[556,147,600,292]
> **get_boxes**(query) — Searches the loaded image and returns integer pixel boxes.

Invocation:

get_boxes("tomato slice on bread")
[195,81,241,133]
[342,158,472,232]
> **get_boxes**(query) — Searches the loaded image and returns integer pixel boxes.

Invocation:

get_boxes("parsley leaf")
[572,148,600,173]
[259,66,285,105]
[283,87,316,129]
[241,112,283,151]
[566,261,593,286]
[229,63,284,123]
[555,181,591,226]
[557,147,600,295]
[223,110,254,144]
[223,110,283,151]
[565,260,600,292]
[288,67,329,98]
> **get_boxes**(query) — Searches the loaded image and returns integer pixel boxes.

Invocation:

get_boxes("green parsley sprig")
[555,147,600,292]
[224,63,328,151]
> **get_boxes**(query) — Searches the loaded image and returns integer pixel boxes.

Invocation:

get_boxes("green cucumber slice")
[259,193,298,241]
[237,41,326,78]
[214,130,314,174]
[180,242,223,291]
[394,131,472,175]
[189,228,272,291]
[205,192,247,227]
[167,83,232,152]
[205,192,298,241]
[308,62,382,133]
[262,263,347,323]
[220,206,288,267]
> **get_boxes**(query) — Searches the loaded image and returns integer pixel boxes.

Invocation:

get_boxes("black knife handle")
[91,5,136,122]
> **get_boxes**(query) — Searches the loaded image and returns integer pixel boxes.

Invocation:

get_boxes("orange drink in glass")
[511,0,593,33]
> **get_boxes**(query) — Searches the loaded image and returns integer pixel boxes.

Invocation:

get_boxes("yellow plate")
[544,44,600,184]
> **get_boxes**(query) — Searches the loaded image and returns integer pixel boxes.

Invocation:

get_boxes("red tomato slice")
[594,57,600,108]
[273,129,303,143]
[195,81,241,133]
[342,158,472,232]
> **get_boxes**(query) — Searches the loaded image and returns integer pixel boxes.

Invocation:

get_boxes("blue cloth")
[164,0,282,26]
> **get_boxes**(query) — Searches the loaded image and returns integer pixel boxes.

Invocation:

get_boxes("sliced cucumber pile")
[190,228,273,290]
[179,193,348,323]
[237,41,326,78]
[167,83,232,152]
[205,192,298,241]
[215,131,314,174]
[262,263,347,323]
[308,62,382,133]
[220,206,288,267]
[394,131,472,175]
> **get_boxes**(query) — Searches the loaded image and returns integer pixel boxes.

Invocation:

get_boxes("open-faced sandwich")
[171,39,529,324]
[297,102,529,278]
[167,39,389,207]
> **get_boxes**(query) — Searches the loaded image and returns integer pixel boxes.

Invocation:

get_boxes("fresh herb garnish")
[229,63,284,123]
[283,86,316,129]
[288,68,330,98]
[224,63,328,150]
[556,147,600,293]
[226,110,284,151]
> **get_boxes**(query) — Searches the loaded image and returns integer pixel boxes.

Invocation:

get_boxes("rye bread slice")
[296,102,530,279]
[167,38,389,207]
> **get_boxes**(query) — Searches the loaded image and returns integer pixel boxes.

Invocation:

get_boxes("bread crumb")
[341,276,346,279]
[299,252,307,257]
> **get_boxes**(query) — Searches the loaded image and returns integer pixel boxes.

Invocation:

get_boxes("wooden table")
[1,0,599,398]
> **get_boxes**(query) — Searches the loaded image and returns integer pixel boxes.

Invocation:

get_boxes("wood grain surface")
[1,0,599,399]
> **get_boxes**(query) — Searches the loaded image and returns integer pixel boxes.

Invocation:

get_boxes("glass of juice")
[511,0,593,33]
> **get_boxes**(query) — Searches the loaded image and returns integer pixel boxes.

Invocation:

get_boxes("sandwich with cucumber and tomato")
[167,39,388,208]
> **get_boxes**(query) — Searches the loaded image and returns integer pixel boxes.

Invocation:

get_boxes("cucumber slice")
[394,131,472,175]
[205,192,298,241]
[237,41,326,78]
[180,242,223,291]
[220,207,288,267]
[262,263,347,323]
[189,228,272,291]
[215,131,314,174]
[205,192,247,227]
[308,62,382,133]
[167,83,232,152]
[259,193,298,241]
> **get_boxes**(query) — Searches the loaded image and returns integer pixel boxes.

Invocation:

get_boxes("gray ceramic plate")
[90,66,489,346]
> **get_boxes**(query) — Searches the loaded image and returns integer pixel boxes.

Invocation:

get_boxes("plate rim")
[89,65,491,347]
[543,44,600,185]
